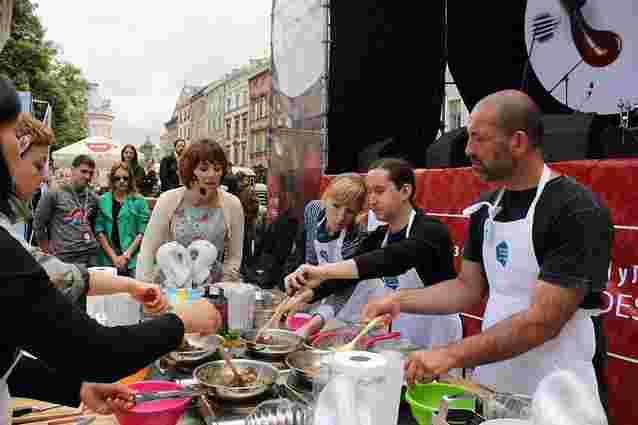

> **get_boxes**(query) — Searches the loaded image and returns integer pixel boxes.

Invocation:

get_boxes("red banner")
[321,159,638,425]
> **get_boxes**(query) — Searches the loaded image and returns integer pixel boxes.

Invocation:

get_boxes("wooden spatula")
[335,316,385,352]
[254,295,291,342]
[218,346,244,386]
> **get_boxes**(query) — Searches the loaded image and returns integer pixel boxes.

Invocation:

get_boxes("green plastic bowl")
[405,382,475,425]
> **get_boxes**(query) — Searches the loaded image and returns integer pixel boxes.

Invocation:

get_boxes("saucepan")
[285,349,331,390]
[240,328,304,360]
[193,359,279,401]
[306,326,401,353]
[167,334,225,365]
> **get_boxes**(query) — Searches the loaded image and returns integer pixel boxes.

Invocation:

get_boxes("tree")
[0,0,88,149]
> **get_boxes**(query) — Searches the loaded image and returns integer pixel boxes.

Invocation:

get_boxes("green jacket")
[95,192,150,269]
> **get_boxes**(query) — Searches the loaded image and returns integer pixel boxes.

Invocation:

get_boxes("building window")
[242,114,248,135]
[448,99,463,131]
[235,94,240,109]
[234,117,240,138]
[261,97,268,118]
[187,127,191,140]
[242,143,247,164]
[226,97,232,112]
[226,119,231,139]
[252,102,258,121]
[256,132,264,152]
[234,144,239,164]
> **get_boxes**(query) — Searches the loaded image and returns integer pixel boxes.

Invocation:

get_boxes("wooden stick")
[255,296,290,341]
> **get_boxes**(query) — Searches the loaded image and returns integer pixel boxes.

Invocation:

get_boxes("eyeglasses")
[113,176,129,182]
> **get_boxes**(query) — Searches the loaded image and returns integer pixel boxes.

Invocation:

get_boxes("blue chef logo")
[496,241,509,267]
[319,250,330,263]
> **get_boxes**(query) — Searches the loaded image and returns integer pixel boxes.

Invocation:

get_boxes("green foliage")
[0,0,88,150]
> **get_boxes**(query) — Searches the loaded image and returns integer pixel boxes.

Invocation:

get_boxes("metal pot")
[167,334,225,366]
[240,329,304,360]
[306,327,401,353]
[193,359,279,401]
[285,350,329,389]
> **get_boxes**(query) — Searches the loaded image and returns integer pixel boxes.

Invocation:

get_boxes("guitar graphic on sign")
[524,0,634,114]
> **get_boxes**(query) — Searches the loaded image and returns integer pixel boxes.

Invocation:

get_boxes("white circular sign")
[525,0,637,114]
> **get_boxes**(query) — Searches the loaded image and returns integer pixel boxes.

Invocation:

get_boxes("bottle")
[205,285,228,333]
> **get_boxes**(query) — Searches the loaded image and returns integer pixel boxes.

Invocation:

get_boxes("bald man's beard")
[471,147,516,182]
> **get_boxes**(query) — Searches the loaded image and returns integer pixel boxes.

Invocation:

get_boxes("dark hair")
[0,76,20,221]
[239,187,260,223]
[121,144,139,164]
[72,154,96,169]
[108,161,137,194]
[178,138,228,188]
[0,76,20,126]
[369,157,416,205]
[121,143,143,179]
[174,138,186,149]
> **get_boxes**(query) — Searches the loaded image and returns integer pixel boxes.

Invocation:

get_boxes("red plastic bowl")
[115,381,192,425]
[286,313,313,331]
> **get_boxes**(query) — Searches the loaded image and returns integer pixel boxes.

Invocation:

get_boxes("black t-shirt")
[0,226,184,405]
[463,175,613,308]
[111,198,122,251]
[312,209,457,303]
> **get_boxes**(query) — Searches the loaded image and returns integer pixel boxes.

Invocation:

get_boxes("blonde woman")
[287,173,368,336]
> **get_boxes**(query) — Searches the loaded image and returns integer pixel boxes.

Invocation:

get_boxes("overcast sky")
[35,0,271,145]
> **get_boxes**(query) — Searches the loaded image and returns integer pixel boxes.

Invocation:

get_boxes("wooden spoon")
[218,347,244,386]
[255,296,291,342]
[334,316,385,352]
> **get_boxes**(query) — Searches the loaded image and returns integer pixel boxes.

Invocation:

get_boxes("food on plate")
[223,338,243,348]
[256,334,275,344]
[221,366,258,386]
[198,364,268,388]
[178,338,197,352]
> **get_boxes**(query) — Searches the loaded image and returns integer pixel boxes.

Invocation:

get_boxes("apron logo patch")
[496,241,509,267]
[382,276,400,290]
[319,250,330,262]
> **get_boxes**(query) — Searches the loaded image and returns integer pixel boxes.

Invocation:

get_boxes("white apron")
[469,165,599,397]
[1,351,22,425]
[313,216,346,266]
[339,211,463,349]
[312,217,370,321]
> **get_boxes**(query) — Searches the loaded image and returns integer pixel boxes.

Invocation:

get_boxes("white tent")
[52,136,123,169]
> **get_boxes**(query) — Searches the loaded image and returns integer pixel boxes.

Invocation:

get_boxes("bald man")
[363,90,612,409]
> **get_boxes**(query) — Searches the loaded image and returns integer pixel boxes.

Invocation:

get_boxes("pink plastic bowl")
[115,381,192,425]
[286,313,313,331]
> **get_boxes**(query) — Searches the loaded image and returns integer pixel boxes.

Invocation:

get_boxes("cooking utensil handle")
[256,296,291,339]
[348,316,384,347]
[366,331,402,346]
[310,330,340,346]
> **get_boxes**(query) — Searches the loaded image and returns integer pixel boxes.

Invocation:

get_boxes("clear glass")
[312,352,336,401]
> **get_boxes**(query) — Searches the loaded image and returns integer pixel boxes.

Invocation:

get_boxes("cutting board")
[11,398,83,424]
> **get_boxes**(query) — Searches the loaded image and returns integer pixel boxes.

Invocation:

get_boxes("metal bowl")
[240,329,304,360]
[304,325,392,353]
[193,359,279,401]
[285,350,331,389]
[169,334,224,364]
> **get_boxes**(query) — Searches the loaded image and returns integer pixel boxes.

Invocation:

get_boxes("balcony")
[251,116,270,131]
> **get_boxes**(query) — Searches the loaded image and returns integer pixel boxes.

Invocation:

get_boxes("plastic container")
[204,285,228,332]
[286,313,313,331]
[405,383,475,425]
[115,381,192,425]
